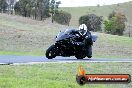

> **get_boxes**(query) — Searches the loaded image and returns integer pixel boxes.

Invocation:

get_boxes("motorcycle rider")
[70,24,93,58]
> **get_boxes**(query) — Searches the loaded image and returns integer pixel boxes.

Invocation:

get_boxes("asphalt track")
[0,55,132,65]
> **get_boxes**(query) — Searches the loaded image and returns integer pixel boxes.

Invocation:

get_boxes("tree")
[0,0,8,13]
[38,0,50,20]
[79,14,103,31]
[104,11,127,35]
[15,0,29,17]
[6,0,16,14]
[14,0,68,24]
[14,1,20,15]
[14,0,50,20]
[50,0,61,23]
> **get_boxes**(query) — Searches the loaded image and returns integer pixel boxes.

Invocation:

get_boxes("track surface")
[0,55,132,64]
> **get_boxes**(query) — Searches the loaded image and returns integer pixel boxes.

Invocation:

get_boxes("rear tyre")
[46,45,57,59]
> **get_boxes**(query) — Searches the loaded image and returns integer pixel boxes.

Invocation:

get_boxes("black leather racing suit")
[68,29,93,57]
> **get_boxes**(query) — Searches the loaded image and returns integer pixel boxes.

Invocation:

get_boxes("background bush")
[79,14,103,31]
[104,11,127,35]
[53,10,71,25]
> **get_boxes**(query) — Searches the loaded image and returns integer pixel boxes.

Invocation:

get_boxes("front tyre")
[75,48,86,59]
[87,56,92,58]
[75,55,85,59]
[75,54,86,59]
[46,45,57,59]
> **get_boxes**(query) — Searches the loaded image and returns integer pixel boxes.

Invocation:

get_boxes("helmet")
[78,24,87,36]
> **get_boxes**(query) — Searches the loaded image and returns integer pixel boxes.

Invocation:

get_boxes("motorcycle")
[46,29,97,59]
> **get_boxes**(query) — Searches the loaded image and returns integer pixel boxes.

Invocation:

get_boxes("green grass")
[0,51,44,56]
[0,13,132,58]
[0,13,64,55]
[0,62,132,88]
[93,33,132,59]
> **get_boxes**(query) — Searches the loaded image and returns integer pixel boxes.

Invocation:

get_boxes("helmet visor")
[79,29,86,35]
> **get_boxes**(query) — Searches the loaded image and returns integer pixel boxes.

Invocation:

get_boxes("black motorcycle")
[46,29,97,59]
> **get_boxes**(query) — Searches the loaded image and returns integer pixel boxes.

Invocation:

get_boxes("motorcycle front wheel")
[46,45,57,59]
[75,52,86,59]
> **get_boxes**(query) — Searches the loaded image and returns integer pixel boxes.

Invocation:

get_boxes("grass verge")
[0,62,132,88]
[0,51,44,56]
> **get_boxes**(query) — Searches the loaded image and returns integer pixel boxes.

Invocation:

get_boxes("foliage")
[53,10,71,25]
[104,11,127,35]
[50,0,61,23]
[13,0,62,21]
[108,11,116,19]
[79,14,103,31]
[14,0,50,20]
[0,0,8,13]
[0,0,71,25]
[6,0,16,14]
